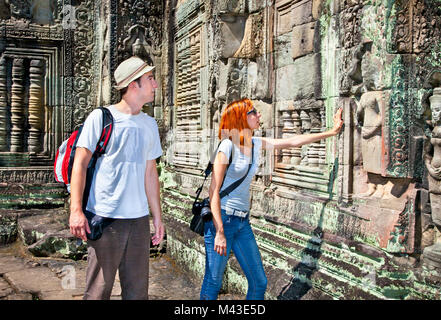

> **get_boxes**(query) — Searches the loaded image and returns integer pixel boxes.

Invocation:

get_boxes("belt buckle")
[225,207,248,218]
[233,209,247,218]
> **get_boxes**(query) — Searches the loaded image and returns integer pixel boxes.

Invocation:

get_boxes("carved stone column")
[280,110,294,164]
[10,58,26,152]
[0,57,7,151]
[28,59,45,153]
[292,110,302,165]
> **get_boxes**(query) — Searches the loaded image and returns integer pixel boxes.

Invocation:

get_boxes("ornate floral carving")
[72,0,96,127]
[387,56,410,177]
[390,0,412,53]
[339,3,361,50]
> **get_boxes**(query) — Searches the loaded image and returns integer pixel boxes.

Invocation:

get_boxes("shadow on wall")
[277,158,339,300]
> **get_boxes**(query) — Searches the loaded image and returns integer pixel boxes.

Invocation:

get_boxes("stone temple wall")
[159,0,441,299]
[1,0,441,300]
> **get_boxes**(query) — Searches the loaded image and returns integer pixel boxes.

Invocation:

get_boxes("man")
[69,56,165,300]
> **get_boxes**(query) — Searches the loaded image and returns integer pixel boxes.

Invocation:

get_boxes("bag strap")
[194,139,254,202]
[219,141,254,199]
[82,107,114,210]
[194,139,232,202]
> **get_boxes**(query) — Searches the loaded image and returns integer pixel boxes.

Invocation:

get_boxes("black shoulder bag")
[190,140,254,236]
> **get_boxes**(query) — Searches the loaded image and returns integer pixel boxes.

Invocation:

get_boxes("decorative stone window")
[0,40,62,168]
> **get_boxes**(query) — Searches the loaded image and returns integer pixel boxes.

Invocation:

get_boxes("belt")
[223,207,249,218]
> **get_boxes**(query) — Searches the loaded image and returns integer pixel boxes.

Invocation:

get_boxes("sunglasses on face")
[247,108,257,115]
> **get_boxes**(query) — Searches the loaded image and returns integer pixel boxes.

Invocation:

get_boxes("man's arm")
[69,147,92,241]
[145,159,165,245]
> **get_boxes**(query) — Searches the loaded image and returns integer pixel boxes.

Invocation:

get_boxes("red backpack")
[54,107,114,193]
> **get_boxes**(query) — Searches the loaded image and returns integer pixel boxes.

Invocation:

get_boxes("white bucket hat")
[114,56,155,90]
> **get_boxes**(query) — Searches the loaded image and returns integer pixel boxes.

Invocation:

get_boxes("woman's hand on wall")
[331,108,344,135]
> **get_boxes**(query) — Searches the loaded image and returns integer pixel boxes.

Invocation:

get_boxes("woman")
[200,98,343,300]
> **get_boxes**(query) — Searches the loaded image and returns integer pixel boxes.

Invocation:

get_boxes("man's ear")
[128,81,137,91]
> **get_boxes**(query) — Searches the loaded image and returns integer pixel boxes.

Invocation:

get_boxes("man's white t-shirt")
[76,105,162,219]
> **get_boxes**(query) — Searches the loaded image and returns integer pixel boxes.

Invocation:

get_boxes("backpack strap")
[67,124,84,184]
[82,107,114,210]
[94,107,114,155]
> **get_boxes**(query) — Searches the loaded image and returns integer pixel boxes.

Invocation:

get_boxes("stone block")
[219,15,248,58]
[3,266,64,294]
[274,33,293,69]
[292,21,317,60]
[233,12,264,59]
[292,0,313,27]
[17,213,64,246]
[423,243,441,270]
[27,229,87,260]
[275,54,318,101]
[275,0,294,36]
[252,54,272,100]
[312,0,324,19]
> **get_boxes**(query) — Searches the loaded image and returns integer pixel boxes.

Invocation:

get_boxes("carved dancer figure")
[423,87,441,267]
[356,91,393,198]
[424,87,441,225]
[69,56,165,300]
[200,98,342,300]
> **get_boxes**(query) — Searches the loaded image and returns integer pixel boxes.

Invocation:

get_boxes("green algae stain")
[158,162,178,189]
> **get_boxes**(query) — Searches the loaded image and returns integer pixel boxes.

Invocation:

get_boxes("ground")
[0,241,241,300]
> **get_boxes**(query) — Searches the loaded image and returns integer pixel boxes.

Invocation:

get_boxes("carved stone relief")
[115,0,163,107]
[356,91,386,187]
[71,0,97,127]
[423,86,441,268]
[273,100,329,193]
[233,12,263,59]
[172,0,205,170]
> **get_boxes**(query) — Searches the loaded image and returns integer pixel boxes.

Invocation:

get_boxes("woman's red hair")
[218,98,254,145]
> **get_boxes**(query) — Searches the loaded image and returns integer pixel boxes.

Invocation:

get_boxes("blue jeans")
[200,210,267,300]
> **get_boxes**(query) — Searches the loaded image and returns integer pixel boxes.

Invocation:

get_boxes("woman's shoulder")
[218,139,233,156]
[252,137,262,148]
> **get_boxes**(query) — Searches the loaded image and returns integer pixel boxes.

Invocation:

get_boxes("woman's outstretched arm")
[260,108,343,150]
